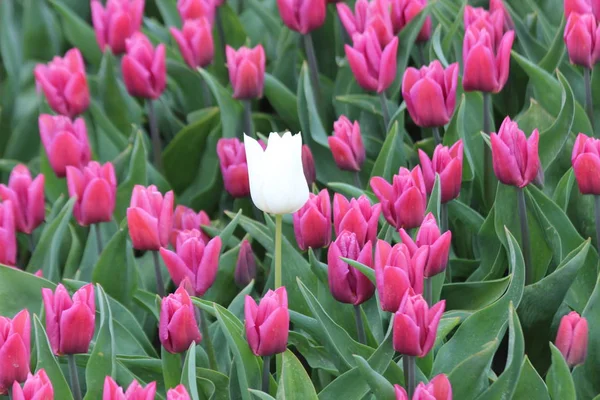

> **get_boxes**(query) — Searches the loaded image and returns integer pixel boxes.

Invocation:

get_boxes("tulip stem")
[67,354,82,400]
[594,196,600,253]
[354,171,362,188]
[147,99,163,171]
[94,224,103,256]
[441,202,451,283]
[216,8,226,55]
[262,355,271,393]
[153,250,165,297]
[379,92,391,132]
[274,214,283,289]
[200,71,211,108]
[425,277,433,306]
[28,234,35,255]
[482,92,494,208]
[403,355,416,398]
[585,67,595,134]
[243,100,254,137]
[198,306,218,371]
[303,34,321,107]
[353,304,366,344]
[432,126,442,145]
[417,43,425,66]
[517,187,533,285]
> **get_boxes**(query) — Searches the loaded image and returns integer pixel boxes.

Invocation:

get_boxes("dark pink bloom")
[413,374,452,400]
[394,385,408,400]
[333,193,381,247]
[564,12,600,69]
[555,311,588,368]
[12,369,54,400]
[0,310,30,395]
[337,0,394,46]
[572,133,600,195]
[0,164,45,234]
[91,0,145,54]
[38,114,91,178]
[127,185,174,251]
[464,5,505,49]
[34,49,90,118]
[170,205,211,249]
[159,285,202,354]
[244,287,289,357]
[217,138,250,197]
[235,239,257,288]
[329,116,365,172]
[390,0,431,41]
[66,162,117,226]
[171,18,214,69]
[177,0,215,24]
[0,201,17,266]
[122,32,166,99]
[489,0,514,31]
[276,0,326,34]
[564,0,600,19]
[418,140,464,203]
[293,189,332,251]
[102,376,156,400]
[167,385,191,400]
[226,45,266,100]
[302,145,317,187]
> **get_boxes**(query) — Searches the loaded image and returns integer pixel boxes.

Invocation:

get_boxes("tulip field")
[2,0,600,398]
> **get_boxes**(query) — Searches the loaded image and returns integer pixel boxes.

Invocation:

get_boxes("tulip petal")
[127,207,160,251]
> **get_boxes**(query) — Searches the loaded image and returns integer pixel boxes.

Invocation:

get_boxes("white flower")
[244,132,310,214]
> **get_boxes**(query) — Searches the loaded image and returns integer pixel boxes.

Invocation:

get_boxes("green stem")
[517,187,533,285]
[262,355,271,393]
[68,354,82,400]
[303,33,321,108]
[585,68,595,135]
[28,234,35,255]
[403,355,416,398]
[95,223,103,256]
[200,71,211,108]
[198,306,218,371]
[243,100,253,138]
[153,250,165,297]
[417,43,425,66]
[147,99,162,171]
[432,126,442,145]
[274,213,283,380]
[482,92,494,208]
[595,196,600,253]
[216,8,226,54]
[353,304,366,344]
[425,277,433,306]
[441,202,451,283]
[379,91,391,132]
[354,171,362,189]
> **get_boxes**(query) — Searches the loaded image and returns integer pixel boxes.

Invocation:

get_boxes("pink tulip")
[160,229,222,296]
[34,48,90,117]
[245,287,289,357]
[464,5,505,49]
[0,310,30,395]
[489,0,514,31]
[170,205,211,249]
[329,116,366,172]
[462,24,514,93]
[394,385,408,400]
[235,239,257,288]
[390,0,431,41]
[12,369,54,400]
[399,213,452,277]
[38,114,91,178]
[217,138,251,197]
[122,32,166,99]
[103,376,157,400]
[276,0,326,34]
[337,0,395,46]
[293,189,332,251]
[564,0,600,20]
[167,385,191,400]
[564,12,600,69]
[177,0,215,24]
[490,117,539,188]
[333,193,381,247]
[393,293,445,357]
[572,133,600,194]
[302,145,317,187]
[0,164,45,234]
[402,61,459,128]
[91,0,145,54]
[413,374,452,400]
[345,28,398,93]
[418,141,464,203]
[159,285,202,354]
[375,240,427,312]
[171,18,214,69]
[327,231,374,305]
[370,166,427,230]
[66,162,117,226]
[226,45,266,100]
[127,185,174,251]
[42,284,95,355]
[555,311,588,368]
[0,201,17,267]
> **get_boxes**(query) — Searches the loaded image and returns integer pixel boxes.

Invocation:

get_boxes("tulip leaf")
[155,0,181,27]
[33,315,74,400]
[134,289,160,321]
[546,343,576,400]
[197,68,243,139]
[92,227,134,304]
[342,257,375,285]
[115,130,147,222]
[181,343,201,400]
[447,340,498,399]
[264,74,301,132]
[0,266,55,316]
[514,357,550,400]
[250,390,277,400]
[334,95,383,117]
[447,199,485,232]
[441,276,510,311]
[0,1,22,81]
[276,350,319,400]
[538,17,566,73]
[23,0,62,61]
[84,285,116,400]
[370,122,406,182]
[352,355,395,400]
[39,147,68,204]
[162,345,182,390]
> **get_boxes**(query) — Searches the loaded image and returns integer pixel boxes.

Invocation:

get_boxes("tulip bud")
[489,0,514,31]
[394,385,408,400]
[345,28,398,93]
[402,61,459,128]
[370,166,427,230]
[418,141,464,203]
[244,132,310,214]
[160,230,221,296]
[159,285,202,354]
[167,385,191,400]
[42,284,95,355]
[177,0,215,24]
[276,0,326,34]
[0,310,31,395]
[91,0,145,54]
[125,380,157,400]
[217,138,251,198]
[235,239,257,288]
[564,0,596,20]
[127,185,174,251]
[333,193,381,247]
[327,231,374,305]
[413,374,452,400]
[375,240,427,312]
[226,45,266,100]
[464,5,505,49]
[393,293,445,357]
[337,0,395,46]
[12,369,54,400]
[329,116,366,172]
[572,133,600,194]
[122,33,166,99]
[38,114,91,178]
[102,376,125,400]
[34,49,90,118]
[302,145,317,187]
[0,165,45,235]
[564,13,600,69]
[462,25,514,93]
[0,201,17,266]
[171,18,214,69]
[555,311,588,368]
[399,213,452,277]
[293,190,332,251]
[244,287,289,356]
[170,205,211,249]
[490,117,540,188]
[390,0,432,41]
[67,162,117,226]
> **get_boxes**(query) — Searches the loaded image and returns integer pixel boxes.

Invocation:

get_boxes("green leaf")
[538,17,566,73]
[115,130,147,221]
[276,350,319,400]
[264,74,301,132]
[155,0,181,27]
[162,346,182,390]
[547,343,576,400]
[22,0,62,61]
[369,122,405,182]
[441,276,510,311]
[352,355,395,400]
[334,95,383,117]
[342,257,375,285]
[447,199,484,232]
[448,340,498,399]
[181,343,201,400]
[198,68,243,139]
[514,357,550,400]
[0,266,55,315]
[92,227,134,305]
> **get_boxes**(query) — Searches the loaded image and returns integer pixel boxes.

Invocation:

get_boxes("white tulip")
[244,132,310,214]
